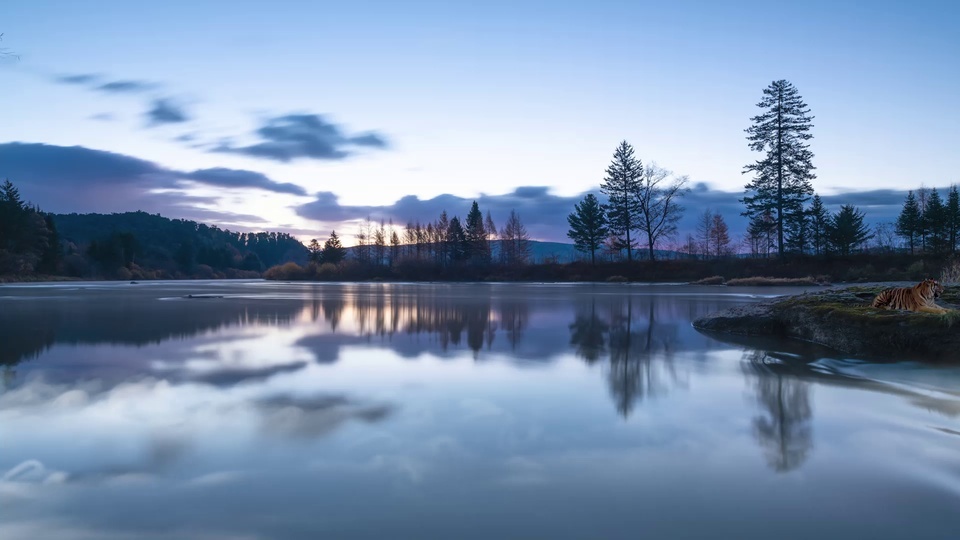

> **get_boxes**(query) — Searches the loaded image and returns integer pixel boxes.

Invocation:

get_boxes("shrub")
[263,262,306,280]
[317,263,338,280]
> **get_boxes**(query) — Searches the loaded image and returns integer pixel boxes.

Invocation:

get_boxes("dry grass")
[724,276,821,287]
[605,275,628,283]
[940,259,960,285]
[690,275,725,285]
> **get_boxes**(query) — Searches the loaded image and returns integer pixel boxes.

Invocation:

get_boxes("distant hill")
[52,211,308,278]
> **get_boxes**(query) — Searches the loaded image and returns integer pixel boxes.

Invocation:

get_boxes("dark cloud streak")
[146,98,190,125]
[212,114,389,162]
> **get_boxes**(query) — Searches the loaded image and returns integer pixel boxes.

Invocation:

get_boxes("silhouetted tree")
[636,163,688,260]
[924,188,949,255]
[742,80,816,257]
[465,201,489,263]
[709,213,731,258]
[809,194,829,256]
[784,205,810,255]
[446,216,467,262]
[500,210,530,266]
[484,211,497,260]
[601,141,643,262]
[567,193,608,265]
[747,210,777,257]
[374,221,386,266]
[322,230,347,264]
[896,190,921,254]
[826,204,872,256]
[307,238,322,263]
[948,186,960,254]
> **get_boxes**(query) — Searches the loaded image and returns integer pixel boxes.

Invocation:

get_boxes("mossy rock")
[693,284,960,361]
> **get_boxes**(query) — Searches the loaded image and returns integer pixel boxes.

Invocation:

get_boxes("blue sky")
[1,0,958,242]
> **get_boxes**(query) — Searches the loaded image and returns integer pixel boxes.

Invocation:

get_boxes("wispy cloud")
[212,113,388,162]
[146,98,190,126]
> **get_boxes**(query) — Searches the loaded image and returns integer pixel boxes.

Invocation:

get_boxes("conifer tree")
[446,216,467,262]
[436,211,450,266]
[896,191,921,254]
[784,205,811,255]
[826,204,873,256]
[307,238,322,263]
[742,80,816,257]
[465,201,488,263]
[601,141,643,262]
[924,188,949,255]
[567,193,608,265]
[484,211,497,260]
[948,186,960,254]
[809,195,829,256]
[322,230,346,264]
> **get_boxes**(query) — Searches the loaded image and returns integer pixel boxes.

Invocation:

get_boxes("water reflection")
[2,283,959,540]
[743,351,814,472]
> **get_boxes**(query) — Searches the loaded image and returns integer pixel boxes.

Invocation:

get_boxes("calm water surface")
[1,281,958,539]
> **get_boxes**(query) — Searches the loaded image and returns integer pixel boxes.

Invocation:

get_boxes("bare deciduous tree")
[637,163,688,261]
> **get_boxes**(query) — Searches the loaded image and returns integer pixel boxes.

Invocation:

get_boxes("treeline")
[0,179,308,280]
[0,180,61,276]
[268,201,534,281]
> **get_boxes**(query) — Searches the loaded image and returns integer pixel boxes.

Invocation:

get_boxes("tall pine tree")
[896,191,921,254]
[742,80,816,258]
[948,185,960,254]
[601,141,643,262]
[924,188,949,255]
[465,201,488,263]
[567,193,608,265]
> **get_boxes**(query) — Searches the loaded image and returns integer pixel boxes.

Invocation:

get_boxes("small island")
[693,284,960,361]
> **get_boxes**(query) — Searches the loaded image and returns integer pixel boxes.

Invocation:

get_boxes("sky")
[1,0,959,244]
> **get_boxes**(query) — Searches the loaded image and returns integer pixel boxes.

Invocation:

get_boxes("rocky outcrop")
[693,285,960,361]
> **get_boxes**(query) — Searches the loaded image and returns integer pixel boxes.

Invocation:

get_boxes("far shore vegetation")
[3,80,960,286]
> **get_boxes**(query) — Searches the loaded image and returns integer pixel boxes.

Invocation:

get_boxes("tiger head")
[919,278,944,299]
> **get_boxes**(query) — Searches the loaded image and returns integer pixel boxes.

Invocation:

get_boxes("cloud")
[0,142,308,218]
[55,73,100,85]
[53,73,157,94]
[96,80,155,93]
[146,98,189,126]
[213,113,389,162]
[182,168,307,196]
[89,112,115,122]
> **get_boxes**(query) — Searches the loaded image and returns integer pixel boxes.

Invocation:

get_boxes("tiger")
[871,278,948,314]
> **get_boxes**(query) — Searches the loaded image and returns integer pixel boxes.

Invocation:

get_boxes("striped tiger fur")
[871,278,948,314]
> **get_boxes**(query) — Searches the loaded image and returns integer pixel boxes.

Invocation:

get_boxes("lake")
[1,281,958,539]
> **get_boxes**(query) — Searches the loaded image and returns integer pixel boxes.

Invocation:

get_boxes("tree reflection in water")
[569,296,682,417]
[743,350,814,472]
[568,300,608,364]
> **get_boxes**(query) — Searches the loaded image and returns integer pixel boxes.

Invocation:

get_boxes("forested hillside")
[52,211,308,279]
[1,179,308,280]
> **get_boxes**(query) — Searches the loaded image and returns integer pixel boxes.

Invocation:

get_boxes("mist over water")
[1,281,958,539]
